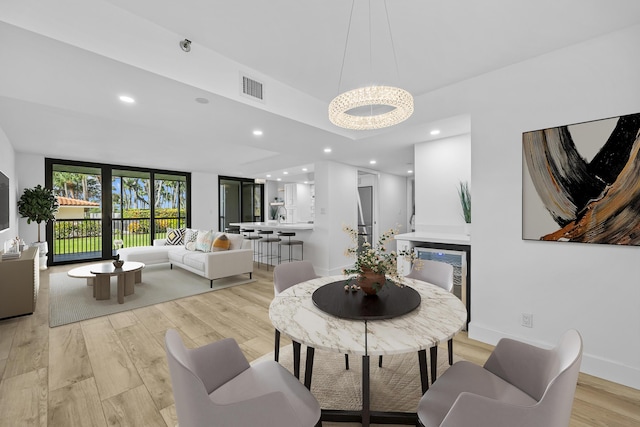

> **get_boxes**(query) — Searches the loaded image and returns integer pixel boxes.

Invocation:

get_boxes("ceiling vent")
[241,75,264,102]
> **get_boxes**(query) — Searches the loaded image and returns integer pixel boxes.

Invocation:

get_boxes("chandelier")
[329,0,414,130]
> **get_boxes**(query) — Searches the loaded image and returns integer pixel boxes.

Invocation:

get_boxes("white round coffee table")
[67,261,145,304]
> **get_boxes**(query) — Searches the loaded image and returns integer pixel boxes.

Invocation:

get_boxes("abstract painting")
[522,112,640,245]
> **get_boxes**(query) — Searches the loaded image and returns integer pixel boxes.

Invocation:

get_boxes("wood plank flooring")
[0,263,638,426]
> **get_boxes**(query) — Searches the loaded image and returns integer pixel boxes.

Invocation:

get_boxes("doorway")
[219,176,264,231]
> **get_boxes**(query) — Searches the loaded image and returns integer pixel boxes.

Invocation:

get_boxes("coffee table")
[67,261,145,304]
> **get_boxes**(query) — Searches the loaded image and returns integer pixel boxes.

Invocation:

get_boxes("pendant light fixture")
[329,0,414,130]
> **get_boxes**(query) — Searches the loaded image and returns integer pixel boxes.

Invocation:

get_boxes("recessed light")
[324,148,332,153]
[195,97,209,104]
[302,168,308,172]
[304,181,308,184]
[253,130,263,136]
[369,160,377,165]
[408,170,413,174]
[283,171,289,175]
[430,129,440,135]
[276,178,282,181]
[119,95,135,103]
[266,174,271,178]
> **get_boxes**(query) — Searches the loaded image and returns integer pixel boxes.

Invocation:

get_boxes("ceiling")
[1,0,639,182]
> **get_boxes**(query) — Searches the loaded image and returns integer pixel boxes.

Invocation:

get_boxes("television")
[0,170,9,232]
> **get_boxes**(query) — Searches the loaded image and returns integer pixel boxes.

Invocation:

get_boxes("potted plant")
[17,184,59,269]
[342,225,420,295]
[457,181,471,234]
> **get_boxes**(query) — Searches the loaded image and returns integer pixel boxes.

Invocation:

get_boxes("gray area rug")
[49,263,254,327]
[255,344,461,426]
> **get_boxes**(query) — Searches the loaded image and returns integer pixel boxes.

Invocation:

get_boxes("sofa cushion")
[196,230,214,252]
[212,234,231,251]
[182,251,207,271]
[166,227,185,245]
[186,241,197,251]
[225,233,245,250]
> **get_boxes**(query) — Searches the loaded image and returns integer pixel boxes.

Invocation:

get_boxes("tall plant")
[17,185,59,242]
[457,181,471,224]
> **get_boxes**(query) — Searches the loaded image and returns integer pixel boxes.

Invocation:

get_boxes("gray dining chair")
[273,260,355,372]
[273,260,319,362]
[164,329,321,427]
[407,259,456,367]
[417,329,583,427]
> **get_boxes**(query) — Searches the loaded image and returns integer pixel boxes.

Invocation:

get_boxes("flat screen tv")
[0,170,9,232]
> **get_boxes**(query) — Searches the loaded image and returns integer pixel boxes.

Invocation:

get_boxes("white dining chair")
[407,259,456,375]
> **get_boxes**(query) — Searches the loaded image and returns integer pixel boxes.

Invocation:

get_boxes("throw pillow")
[166,227,185,245]
[195,230,215,252]
[185,241,197,251]
[184,228,198,244]
[211,234,231,251]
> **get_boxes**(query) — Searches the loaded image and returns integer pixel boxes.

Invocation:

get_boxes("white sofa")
[117,232,253,288]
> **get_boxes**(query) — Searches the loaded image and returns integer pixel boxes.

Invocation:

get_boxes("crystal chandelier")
[329,0,414,130]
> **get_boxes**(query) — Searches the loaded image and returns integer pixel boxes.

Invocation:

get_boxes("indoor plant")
[343,225,419,295]
[457,181,471,234]
[17,185,59,268]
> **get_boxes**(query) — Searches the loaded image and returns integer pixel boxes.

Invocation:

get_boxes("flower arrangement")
[342,225,420,292]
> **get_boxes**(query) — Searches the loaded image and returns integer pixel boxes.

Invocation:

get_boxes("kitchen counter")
[230,222,314,231]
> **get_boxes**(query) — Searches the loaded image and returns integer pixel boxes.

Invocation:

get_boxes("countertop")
[395,231,471,246]
[230,221,314,231]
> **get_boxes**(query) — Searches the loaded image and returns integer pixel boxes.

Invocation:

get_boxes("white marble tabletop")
[269,275,467,357]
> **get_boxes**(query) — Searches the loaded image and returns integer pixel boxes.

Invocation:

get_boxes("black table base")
[295,344,430,427]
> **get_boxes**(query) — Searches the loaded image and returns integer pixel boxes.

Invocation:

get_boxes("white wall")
[191,171,219,231]
[414,134,471,232]
[15,153,46,244]
[312,161,358,276]
[0,126,17,244]
[414,24,640,388]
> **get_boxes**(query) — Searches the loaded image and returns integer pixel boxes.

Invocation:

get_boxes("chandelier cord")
[383,0,402,83]
[368,0,373,117]
[337,0,356,95]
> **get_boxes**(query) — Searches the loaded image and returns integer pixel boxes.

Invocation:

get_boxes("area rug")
[49,264,255,327]
[254,344,463,425]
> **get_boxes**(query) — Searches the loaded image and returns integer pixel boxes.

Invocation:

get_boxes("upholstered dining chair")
[273,260,319,362]
[406,259,456,367]
[417,329,583,427]
[164,329,322,427]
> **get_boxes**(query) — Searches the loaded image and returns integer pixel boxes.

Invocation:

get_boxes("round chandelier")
[329,0,413,131]
[328,85,414,130]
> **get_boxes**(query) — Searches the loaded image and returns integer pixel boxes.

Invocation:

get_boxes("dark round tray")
[312,280,421,320]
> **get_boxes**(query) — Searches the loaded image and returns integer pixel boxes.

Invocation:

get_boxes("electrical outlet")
[521,313,533,328]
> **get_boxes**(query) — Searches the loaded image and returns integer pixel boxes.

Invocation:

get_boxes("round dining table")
[269,275,467,426]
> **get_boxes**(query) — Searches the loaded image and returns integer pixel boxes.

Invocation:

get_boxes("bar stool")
[277,231,304,264]
[257,230,281,270]
[241,228,262,262]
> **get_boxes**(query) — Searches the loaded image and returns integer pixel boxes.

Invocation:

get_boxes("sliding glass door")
[46,158,190,266]
[219,176,263,231]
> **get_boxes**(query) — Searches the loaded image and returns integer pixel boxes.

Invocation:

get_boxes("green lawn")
[54,233,166,254]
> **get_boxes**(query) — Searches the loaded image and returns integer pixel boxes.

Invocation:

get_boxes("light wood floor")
[0,263,638,426]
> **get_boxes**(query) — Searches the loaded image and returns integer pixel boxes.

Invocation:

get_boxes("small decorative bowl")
[113,260,124,268]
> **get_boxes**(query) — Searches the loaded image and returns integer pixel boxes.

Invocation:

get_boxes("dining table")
[269,275,467,426]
